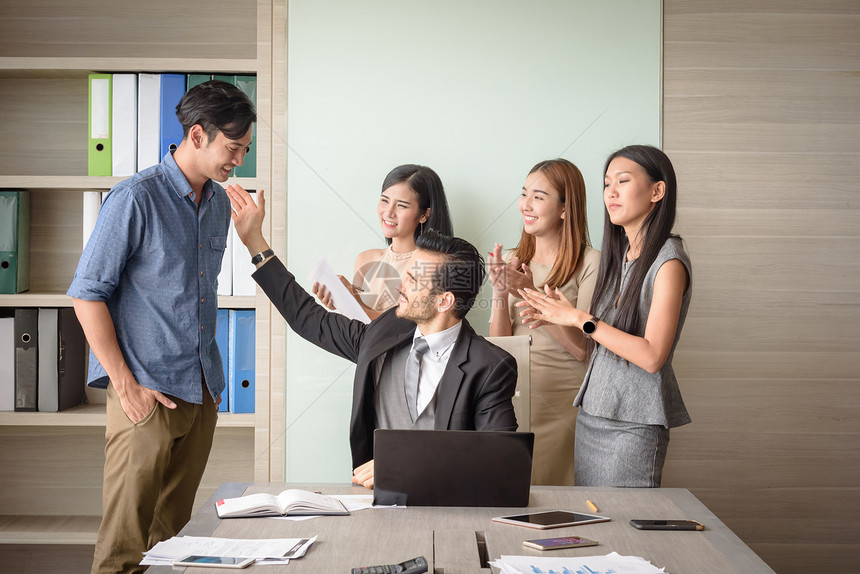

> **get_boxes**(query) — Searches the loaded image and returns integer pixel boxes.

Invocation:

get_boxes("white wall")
[284,0,660,481]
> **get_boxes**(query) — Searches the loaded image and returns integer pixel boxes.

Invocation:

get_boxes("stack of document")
[490,552,667,574]
[141,535,316,567]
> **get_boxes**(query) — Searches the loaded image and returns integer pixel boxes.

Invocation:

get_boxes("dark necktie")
[404,337,430,421]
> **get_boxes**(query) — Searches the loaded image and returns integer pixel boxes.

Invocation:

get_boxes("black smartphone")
[630,519,704,531]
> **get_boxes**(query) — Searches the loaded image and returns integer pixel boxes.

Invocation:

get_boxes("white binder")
[231,193,257,296]
[82,191,102,248]
[137,73,161,171]
[0,317,13,411]
[217,222,233,296]
[111,73,138,176]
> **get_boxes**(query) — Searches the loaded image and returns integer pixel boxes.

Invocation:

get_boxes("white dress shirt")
[412,321,462,414]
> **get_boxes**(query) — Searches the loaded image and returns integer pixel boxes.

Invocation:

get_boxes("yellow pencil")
[586,499,599,513]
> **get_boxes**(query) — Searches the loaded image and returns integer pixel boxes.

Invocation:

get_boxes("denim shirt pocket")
[208,235,228,273]
[209,235,228,251]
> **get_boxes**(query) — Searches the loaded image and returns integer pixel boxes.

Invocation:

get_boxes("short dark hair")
[415,230,485,319]
[175,80,256,142]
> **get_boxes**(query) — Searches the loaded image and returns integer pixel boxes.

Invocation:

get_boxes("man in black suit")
[226,186,518,488]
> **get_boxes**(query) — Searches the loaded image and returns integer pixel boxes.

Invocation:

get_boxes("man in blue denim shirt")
[68,80,255,574]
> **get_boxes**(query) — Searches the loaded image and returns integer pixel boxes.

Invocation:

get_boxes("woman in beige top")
[489,158,599,485]
[313,164,453,320]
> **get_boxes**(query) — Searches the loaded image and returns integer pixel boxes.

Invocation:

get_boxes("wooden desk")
[150,483,775,574]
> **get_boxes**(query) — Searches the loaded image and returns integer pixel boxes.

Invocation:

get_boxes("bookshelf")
[0,403,255,428]
[0,0,283,553]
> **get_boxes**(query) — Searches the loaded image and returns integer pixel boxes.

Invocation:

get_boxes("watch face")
[583,320,597,335]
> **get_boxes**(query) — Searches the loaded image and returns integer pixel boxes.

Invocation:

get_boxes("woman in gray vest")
[516,145,692,487]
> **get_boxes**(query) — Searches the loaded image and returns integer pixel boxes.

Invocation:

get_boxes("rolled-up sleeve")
[67,187,141,301]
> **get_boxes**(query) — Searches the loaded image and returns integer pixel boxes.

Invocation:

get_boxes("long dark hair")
[590,145,679,335]
[511,158,590,289]
[380,164,453,244]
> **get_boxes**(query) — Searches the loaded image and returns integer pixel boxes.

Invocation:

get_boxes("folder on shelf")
[0,190,30,294]
[37,308,57,412]
[233,75,257,178]
[217,222,233,296]
[211,76,237,176]
[82,191,103,248]
[228,310,255,413]
[88,73,112,176]
[211,75,255,178]
[160,74,186,159]
[112,73,138,177]
[37,308,87,413]
[231,192,256,296]
[215,309,229,412]
[0,315,14,411]
[137,73,162,171]
[14,308,38,412]
[187,74,212,90]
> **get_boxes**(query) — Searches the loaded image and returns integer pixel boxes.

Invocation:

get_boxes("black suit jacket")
[253,257,519,468]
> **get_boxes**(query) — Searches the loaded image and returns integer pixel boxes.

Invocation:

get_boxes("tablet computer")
[492,510,610,529]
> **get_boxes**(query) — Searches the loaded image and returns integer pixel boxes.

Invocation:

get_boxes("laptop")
[372,429,534,507]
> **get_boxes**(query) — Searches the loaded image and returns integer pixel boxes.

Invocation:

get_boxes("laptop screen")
[372,429,534,507]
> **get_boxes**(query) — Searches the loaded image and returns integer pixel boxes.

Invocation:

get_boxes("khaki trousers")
[91,382,217,574]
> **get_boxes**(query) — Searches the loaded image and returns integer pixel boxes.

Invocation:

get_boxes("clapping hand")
[516,284,580,328]
[488,243,537,298]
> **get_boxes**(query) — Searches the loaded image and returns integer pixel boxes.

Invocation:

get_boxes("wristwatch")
[250,248,274,265]
[582,316,599,338]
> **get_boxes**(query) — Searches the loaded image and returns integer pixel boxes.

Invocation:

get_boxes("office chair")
[484,335,531,432]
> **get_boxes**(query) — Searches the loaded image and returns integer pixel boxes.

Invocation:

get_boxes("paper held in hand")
[215,488,351,519]
[307,257,371,324]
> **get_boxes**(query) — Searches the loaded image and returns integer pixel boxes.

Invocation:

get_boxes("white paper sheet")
[307,257,371,323]
[141,535,315,566]
[490,551,667,574]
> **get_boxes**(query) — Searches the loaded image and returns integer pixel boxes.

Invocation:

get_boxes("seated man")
[226,186,518,487]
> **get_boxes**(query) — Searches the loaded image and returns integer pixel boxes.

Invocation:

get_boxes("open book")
[215,488,350,519]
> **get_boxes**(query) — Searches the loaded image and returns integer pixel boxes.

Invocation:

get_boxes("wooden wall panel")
[670,152,860,210]
[0,426,253,517]
[0,0,257,60]
[662,1,860,572]
[0,78,86,176]
[28,190,83,292]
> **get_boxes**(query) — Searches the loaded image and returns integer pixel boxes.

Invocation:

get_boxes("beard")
[396,292,437,323]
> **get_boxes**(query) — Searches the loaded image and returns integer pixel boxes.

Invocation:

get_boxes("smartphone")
[523,536,599,551]
[492,510,610,530]
[172,555,255,569]
[630,519,704,531]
